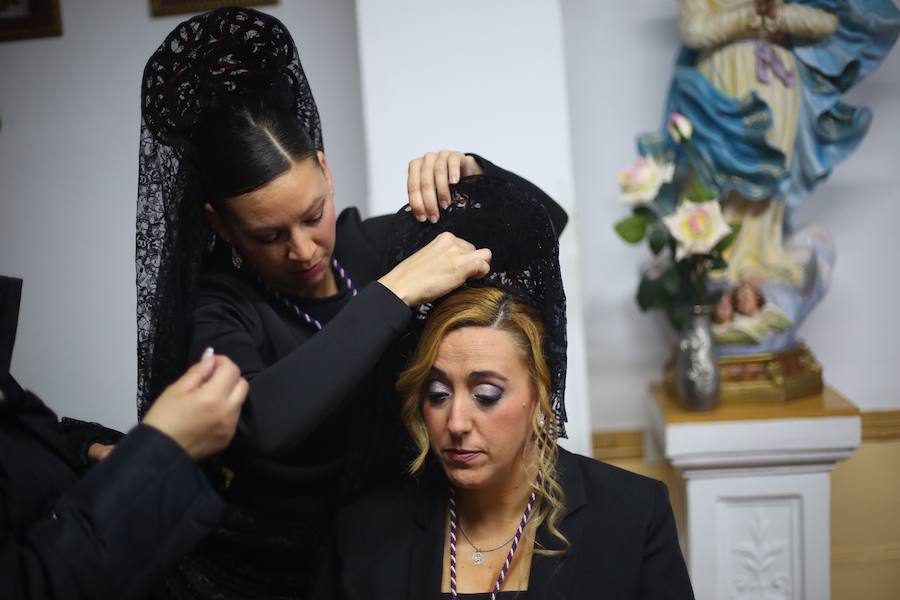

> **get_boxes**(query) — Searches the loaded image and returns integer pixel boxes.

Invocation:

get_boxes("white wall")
[3,1,895,436]
[562,0,900,429]
[0,0,367,431]
[796,39,900,412]
[355,0,594,456]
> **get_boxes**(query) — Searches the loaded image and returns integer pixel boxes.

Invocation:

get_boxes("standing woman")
[136,8,567,600]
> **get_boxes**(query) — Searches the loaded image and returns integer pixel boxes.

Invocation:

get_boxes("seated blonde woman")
[327,177,694,599]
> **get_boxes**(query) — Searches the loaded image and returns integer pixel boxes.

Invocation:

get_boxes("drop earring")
[231,245,243,270]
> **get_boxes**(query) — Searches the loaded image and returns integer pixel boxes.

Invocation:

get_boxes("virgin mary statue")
[641,0,900,355]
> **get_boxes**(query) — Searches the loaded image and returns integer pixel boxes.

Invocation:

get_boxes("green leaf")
[637,273,676,312]
[614,214,648,244]
[685,176,718,203]
[713,222,742,253]
[636,277,660,311]
[699,185,718,201]
[648,225,670,255]
[666,303,691,330]
[660,266,680,295]
[634,206,659,223]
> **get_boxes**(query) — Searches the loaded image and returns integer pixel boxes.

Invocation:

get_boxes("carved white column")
[647,385,861,600]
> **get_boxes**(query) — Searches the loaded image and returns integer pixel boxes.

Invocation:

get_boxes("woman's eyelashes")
[472,384,503,406]
[424,380,504,407]
[251,211,324,244]
[425,380,451,404]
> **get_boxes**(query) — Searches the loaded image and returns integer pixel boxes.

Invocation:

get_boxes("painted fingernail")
[202,347,214,359]
[450,174,460,184]
[429,214,438,223]
[416,214,427,222]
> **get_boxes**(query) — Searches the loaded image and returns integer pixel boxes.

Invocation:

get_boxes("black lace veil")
[136,7,323,416]
[383,176,568,437]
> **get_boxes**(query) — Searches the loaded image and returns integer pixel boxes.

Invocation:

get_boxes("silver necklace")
[457,520,518,565]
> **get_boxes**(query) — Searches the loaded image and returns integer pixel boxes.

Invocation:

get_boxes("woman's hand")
[142,352,248,460]
[379,232,491,307]
[407,150,484,223]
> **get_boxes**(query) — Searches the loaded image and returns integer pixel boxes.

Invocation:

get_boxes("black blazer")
[329,448,694,599]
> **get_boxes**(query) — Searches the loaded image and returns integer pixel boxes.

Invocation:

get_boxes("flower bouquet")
[615,113,740,408]
[615,113,739,329]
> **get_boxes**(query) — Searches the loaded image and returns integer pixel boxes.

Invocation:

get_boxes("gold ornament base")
[665,343,823,404]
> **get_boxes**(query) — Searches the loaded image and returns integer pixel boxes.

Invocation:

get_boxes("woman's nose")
[446,396,473,436]
[287,228,316,263]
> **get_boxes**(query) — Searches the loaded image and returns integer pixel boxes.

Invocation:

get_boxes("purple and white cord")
[449,497,460,598]
[448,474,540,600]
[264,257,357,331]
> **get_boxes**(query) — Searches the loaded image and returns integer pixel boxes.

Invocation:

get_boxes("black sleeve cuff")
[366,280,415,333]
[59,417,125,471]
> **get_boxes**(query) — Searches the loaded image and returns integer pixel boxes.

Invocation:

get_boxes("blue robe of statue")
[641,0,900,213]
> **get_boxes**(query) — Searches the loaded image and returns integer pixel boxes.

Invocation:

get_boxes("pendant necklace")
[447,474,540,600]
[458,523,517,565]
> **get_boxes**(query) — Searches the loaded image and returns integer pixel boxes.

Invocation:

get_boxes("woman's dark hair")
[190,97,318,207]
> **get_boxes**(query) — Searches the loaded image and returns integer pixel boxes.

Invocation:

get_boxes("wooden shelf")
[651,383,859,425]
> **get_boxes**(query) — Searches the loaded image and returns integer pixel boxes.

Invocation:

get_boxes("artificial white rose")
[618,156,675,206]
[667,112,693,144]
[663,200,731,260]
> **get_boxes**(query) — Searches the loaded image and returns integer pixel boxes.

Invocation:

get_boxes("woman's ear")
[317,150,334,194]
[203,203,230,243]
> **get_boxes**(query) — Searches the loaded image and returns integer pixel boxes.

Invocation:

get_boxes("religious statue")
[630,0,900,400]
[639,0,899,357]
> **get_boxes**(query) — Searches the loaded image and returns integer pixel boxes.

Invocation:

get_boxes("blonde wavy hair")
[396,286,569,555]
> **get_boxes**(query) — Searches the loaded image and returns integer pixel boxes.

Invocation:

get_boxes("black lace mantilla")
[383,176,569,437]
[136,7,323,416]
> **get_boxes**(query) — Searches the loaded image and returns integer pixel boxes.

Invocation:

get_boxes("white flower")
[667,112,693,144]
[618,156,675,206]
[663,200,731,260]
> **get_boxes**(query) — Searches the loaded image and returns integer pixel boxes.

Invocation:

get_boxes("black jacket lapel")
[408,477,446,599]
[529,448,588,598]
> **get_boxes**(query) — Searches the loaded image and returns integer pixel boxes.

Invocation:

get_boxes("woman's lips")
[443,449,483,465]
[297,259,324,281]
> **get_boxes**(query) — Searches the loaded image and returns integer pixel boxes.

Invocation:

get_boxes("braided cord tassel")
[331,257,358,297]
[261,257,358,332]
[449,493,459,599]
[448,473,541,600]
[490,488,537,600]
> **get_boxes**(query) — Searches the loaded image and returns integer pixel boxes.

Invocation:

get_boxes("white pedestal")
[647,386,861,600]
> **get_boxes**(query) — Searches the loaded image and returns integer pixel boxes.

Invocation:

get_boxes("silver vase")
[675,306,720,411]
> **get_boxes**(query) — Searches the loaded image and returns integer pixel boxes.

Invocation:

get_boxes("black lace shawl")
[136,7,322,416]
[383,176,568,437]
